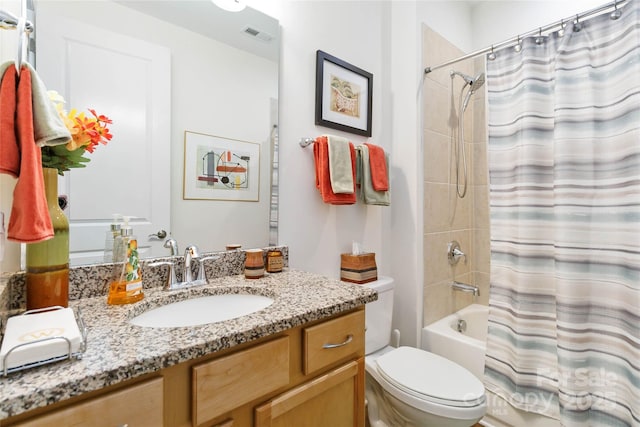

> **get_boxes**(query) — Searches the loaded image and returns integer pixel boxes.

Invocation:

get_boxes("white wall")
[417,0,474,53]
[264,0,423,346]
[276,0,388,276]
[471,0,613,50]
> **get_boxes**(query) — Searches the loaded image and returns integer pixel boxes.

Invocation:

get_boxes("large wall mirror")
[34,0,279,266]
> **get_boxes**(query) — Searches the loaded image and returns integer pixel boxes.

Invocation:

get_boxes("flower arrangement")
[42,91,113,175]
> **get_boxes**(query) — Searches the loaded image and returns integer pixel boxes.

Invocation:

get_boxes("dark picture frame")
[315,50,373,137]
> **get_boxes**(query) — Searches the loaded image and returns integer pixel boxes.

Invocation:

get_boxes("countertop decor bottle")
[266,249,283,273]
[107,216,144,305]
[103,213,122,263]
[244,249,265,279]
[25,167,69,310]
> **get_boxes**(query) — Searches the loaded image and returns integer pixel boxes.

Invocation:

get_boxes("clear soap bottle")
[107,216,144,305]
[103,213,122,263]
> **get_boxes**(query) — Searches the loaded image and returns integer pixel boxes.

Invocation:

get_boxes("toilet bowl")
[364,277,486,427]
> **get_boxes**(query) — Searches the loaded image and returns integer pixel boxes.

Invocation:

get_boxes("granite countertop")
[0,269,377,420]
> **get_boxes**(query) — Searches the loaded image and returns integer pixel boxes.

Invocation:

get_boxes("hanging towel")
[0,61,70,147]
[313,136,356,205]
[24,62,71,147]
[0,65,54,243]
[0,64,19,177]
[326,135,355,194]
[363,142,389,191]
[356,145,390,206]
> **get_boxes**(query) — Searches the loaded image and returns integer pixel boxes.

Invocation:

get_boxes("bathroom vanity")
[0,269,376,426]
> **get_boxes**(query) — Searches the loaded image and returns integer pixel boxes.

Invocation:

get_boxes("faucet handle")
[149,261,178,290]
[447,240,466,265]
[196,256,220,282]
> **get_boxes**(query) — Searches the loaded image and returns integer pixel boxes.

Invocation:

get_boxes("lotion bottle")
[107,216,144,305]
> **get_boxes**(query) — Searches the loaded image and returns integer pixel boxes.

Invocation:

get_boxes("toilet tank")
[363,277,394,355]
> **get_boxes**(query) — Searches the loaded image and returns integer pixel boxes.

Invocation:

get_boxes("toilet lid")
[375,346,485,407]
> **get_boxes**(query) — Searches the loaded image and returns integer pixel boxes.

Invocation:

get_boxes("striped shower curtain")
[484,1,640,426]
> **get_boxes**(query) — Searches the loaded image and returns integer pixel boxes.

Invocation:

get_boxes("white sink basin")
[130,294,274,328]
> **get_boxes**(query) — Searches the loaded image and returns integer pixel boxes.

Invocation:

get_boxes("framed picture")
[183,131,260,201]
[315,50,373,137]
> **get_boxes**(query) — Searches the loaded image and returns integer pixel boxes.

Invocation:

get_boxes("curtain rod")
[424,0,627,75]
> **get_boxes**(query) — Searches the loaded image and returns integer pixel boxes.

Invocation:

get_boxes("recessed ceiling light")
[212,0,245,12]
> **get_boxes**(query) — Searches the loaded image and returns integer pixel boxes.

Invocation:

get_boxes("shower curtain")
[484,1,640,426]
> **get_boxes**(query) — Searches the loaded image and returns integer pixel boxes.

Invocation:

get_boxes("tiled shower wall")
[422,25,490,326]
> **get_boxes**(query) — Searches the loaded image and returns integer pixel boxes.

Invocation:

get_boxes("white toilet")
[364,277,486,427]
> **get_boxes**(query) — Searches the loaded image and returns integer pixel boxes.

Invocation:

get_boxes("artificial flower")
[42,91,113,175]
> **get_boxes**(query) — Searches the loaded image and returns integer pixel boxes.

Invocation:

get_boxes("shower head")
[454,71,486,111]
[451,70,485,92]
[469,72,485,92]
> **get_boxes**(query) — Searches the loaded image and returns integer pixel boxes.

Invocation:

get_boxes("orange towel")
[363,143,388,191]
[1,66,54,243]
[0,66,19,177]
[313,136,356,205]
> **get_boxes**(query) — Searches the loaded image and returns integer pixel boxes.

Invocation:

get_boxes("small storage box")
[340,253,377,284]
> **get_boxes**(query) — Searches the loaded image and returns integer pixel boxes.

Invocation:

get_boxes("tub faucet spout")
[451,281,479,296]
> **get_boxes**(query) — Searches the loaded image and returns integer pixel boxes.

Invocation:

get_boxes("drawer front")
[303,310,365,375]
[13,377,163,427]
[192,336,290,426]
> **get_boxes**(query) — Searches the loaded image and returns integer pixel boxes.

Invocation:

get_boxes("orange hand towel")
[2,66,54,243]
[0,65,19,177]
[363,143,389,191]
[313,136,356,205]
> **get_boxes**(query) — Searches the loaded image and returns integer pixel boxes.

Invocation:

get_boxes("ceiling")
[116,0,279,61]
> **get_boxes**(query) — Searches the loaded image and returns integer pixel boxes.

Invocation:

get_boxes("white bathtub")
[421,304,559,427]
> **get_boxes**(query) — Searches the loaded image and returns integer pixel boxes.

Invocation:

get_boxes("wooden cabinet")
[10,377,163,427]
[3,308,365,427]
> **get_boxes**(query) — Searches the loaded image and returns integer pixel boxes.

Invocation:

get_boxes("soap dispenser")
[103,213,122,263]
[107,216,144,305]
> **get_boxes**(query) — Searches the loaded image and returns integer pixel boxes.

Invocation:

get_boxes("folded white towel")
[326,135,354,194]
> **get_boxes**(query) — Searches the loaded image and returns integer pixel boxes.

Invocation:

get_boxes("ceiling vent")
[241,26,273,43]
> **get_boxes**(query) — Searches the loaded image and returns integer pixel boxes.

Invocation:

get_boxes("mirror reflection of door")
[37,13,171,265]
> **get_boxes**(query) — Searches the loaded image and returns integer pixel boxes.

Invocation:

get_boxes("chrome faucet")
[451,281,479,296]
[164,237,179,256]
[150,245,220,291]
[183,245,200,283]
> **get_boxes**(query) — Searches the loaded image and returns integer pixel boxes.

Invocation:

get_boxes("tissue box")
[340,253,377,284]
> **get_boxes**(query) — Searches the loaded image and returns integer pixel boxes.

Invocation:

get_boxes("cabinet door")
[193,336,290,426]
[255,359,365,427]
[12,377,163,427]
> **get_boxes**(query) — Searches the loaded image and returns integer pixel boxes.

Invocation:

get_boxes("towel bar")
[299,137,315,148]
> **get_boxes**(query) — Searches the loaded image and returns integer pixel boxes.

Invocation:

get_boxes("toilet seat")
[374,346,485,408]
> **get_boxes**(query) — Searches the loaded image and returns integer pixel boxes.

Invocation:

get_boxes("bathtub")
[421,304,559,427]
